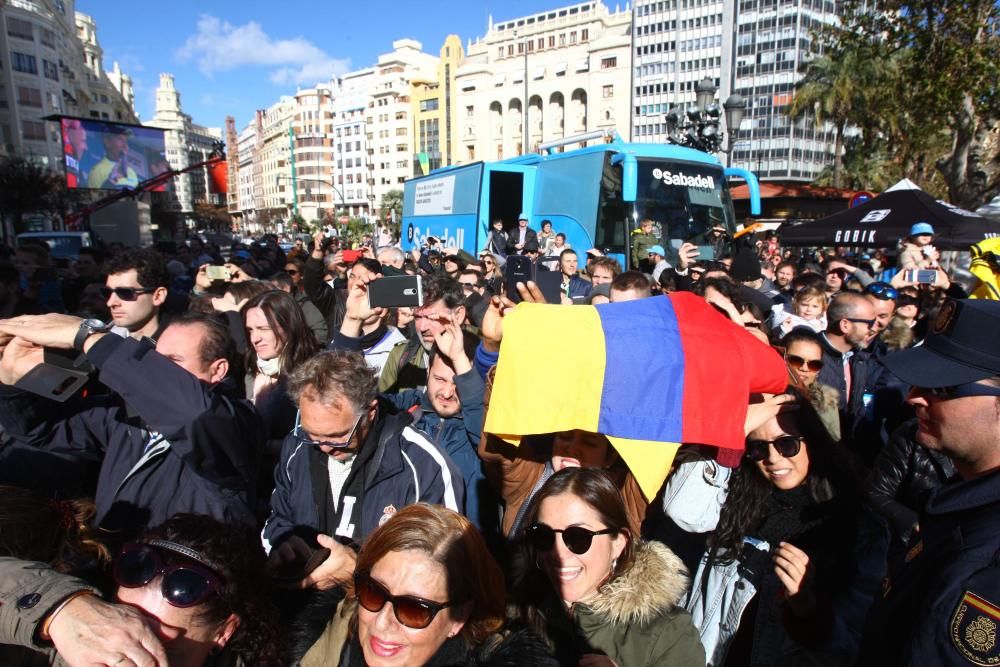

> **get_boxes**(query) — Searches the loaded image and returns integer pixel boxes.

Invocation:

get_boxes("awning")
[576,57,590,71]
[554,62,568,74]
[493,73,506,86]
[532,65,546,79]
[512,71,524,83]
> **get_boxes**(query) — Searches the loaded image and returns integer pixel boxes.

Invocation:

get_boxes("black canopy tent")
[778,179,1000,249]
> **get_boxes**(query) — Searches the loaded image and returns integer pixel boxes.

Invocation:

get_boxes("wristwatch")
[73,318,113,352]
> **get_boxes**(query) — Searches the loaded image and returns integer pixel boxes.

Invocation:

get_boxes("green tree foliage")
[380,189,403,222]
[0,157,70,234]
[789,0,999,207]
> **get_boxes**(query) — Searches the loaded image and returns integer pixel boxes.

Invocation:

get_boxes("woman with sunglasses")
[1,513,282,667]
[298,503,557,666]
[780,328,841,440]
[686,389,861,665]
[510,467,705,667]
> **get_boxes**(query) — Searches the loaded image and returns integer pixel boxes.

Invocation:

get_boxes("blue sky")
[80,0,577,130]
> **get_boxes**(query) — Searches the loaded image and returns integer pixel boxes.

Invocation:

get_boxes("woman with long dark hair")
[242,289,319,438]
[686,388,861,665]
[510,467,705,666]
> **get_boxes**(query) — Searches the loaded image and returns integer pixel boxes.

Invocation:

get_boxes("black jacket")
[302,256,347,333]
[0,335,262,538]
[860,468,1000,665]
[867,420,955,543]
[817,334,883,459]
[505,227,538,254]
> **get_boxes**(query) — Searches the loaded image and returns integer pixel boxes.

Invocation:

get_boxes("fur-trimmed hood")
[582,540,689,626]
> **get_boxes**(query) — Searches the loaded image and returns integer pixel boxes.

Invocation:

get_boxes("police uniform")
[859,298,1000,665]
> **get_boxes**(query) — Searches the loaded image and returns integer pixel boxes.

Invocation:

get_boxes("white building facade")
[454,1,632,163]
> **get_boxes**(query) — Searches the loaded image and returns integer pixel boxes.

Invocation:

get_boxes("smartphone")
[534,270,564,305]
[505,255,534,302]
[341,249,361,263]
[206,265,229,281]
[905,269,937,284]
[368,275,423,308]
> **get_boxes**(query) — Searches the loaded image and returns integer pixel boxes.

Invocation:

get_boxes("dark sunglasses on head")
[745,435,804,462]
[100,286,156,301]
[864,282,898,301]
[919,382,1000,401]
[114,542,224,608]
[355,572,455,630]
[524,523,616,556]
[786,354,823,372]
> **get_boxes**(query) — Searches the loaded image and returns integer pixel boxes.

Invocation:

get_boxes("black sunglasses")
[745,435,804,462]
[355,573,455,630]
[525,523,616,555]
[785,354,823,372]
[100,286,156,301]
[844,317,876,328]
[285,269,300,275]
[114,542,224,608]
[864,283,899,301]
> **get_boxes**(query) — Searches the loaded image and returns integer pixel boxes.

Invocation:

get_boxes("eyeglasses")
[459,283,477,292]
[114,542,224,608]
[524,523,616,555]
[355,572,455,630]
[844,317,876,329]
[293,412,363,450]
[100,286,156,301]
[285,269,300,275]
[745,435,804,462]
[864,283,898,301]
[785,354,824,372]
[918,382,1000,401]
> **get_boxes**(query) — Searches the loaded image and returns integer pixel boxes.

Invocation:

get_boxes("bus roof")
[410,137,722,183]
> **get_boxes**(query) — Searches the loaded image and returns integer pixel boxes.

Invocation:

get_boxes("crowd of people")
[0,215,997,667]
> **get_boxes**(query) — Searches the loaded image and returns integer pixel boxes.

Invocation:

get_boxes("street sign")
[849,191,875,208]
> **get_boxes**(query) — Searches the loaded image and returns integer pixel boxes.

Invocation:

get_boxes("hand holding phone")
[367,275,423,309]
[205,265,229,281]
[904,269,937,284]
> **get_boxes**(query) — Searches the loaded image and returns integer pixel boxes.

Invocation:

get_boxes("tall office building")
[412,35,464,174]
[631,0,840,181]
[332,67,375,218]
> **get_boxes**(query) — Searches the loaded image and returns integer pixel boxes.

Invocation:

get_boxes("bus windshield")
[632,159,735,261]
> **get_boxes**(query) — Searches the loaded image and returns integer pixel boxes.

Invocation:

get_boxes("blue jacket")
[262,406,465,551]
[0,335,262,537]
[565,275,592,300]
[859,469,1000,665]
[383,369,494,530]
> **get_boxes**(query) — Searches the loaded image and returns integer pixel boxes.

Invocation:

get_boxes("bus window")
[632,159,735,260]
[594,157,628,252]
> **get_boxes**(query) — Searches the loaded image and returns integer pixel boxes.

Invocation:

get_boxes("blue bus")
[401,131,761,270]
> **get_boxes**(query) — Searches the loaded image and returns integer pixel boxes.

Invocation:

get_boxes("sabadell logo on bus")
[652,168,715,190]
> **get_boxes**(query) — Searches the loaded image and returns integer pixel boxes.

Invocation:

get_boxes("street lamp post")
[514,28,528,154]
[665,77,746,155]
[276,174,346,231]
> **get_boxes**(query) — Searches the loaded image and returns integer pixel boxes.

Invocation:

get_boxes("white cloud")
[176,15,350,85]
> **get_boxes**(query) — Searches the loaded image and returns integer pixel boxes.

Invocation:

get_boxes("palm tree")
[786,53,860,189]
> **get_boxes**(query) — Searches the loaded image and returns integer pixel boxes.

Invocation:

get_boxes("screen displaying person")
[88,126,139,190]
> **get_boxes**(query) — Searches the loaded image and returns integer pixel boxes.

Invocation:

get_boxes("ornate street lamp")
[665,79,747,154]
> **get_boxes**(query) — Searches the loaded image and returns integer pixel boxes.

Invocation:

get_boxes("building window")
[7,17,33,41]
[570,31,577,44]
[10,52,37,75]
[465,105,474,118]
[40,28,55,49]
[420,98,439,112]
[42,59,58,81]
[22,119,45,141]
[601,57,617,69]
[581,28,589,41]
[17,86,42,108]
[602,84,613,98]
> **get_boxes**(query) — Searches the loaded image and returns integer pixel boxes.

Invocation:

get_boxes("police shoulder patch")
[952,590,1000,665]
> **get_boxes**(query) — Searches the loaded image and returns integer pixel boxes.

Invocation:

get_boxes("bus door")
[481,164,534,240]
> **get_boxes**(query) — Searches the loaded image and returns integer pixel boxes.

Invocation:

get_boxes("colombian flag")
[484,292,788,499]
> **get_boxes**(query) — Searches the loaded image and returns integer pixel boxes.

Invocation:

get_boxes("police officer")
[858,298,1000,665]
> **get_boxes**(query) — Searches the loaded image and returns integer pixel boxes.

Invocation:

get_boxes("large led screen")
[59,117,169,191]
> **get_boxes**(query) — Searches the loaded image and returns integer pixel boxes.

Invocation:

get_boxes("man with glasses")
[262,348,463,590]
[863,282,898,353]
[103,249,170,340]
[458,269,485,297]
[817,293,881,449]
[859,299,1000,666]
